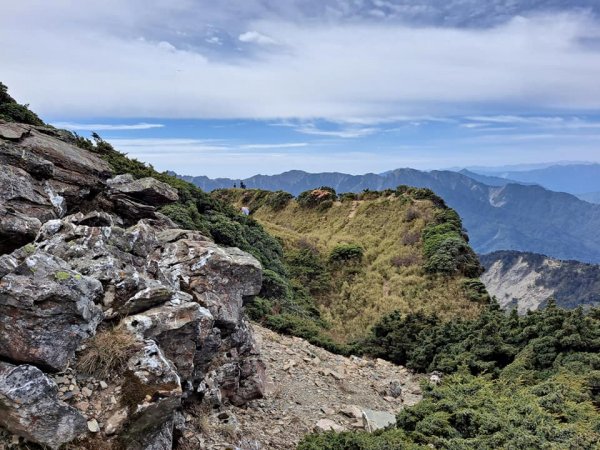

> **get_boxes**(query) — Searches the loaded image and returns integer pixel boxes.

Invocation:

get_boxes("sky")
[1,0,600,178]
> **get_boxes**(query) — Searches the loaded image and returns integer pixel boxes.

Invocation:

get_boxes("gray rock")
[0,122,30,141]
[388,380,403,398]
[156,239,262,329]
[362,409,396,432]
[122,340,182,448]
[314,419,345,433]
[0,141,54,178]
[0,210,42,254]
[0,362,87,449]
[0,251,103,371]
[340,405,362,419]
[87,419,100,433]
[108,176,179,206]
[123,300,214,382]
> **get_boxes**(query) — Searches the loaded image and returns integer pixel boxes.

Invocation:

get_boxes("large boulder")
[0,125,112,253]
[0,362,87,449]
[0,122,267,448]
[156,239,263,329]
[0,251,103,371]
[123,299,214,384]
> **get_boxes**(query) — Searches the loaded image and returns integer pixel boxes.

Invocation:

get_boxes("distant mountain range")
[480,251,600,313]
[467,163,600,203]
[179,168,600,263]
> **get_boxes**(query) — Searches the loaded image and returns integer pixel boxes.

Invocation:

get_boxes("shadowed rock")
[108,175,179,206]
[0,362,87,449]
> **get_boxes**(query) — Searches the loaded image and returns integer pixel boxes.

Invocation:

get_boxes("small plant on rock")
[77,327,140,379]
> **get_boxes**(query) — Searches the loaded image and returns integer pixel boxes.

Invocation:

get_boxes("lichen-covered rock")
[122,340,182,447]
[0,362,87,449]
[0,126,111,252]
[0,251,103,370]
[123,299,214,383]
[0,210,42,254]
[156,239,262,328]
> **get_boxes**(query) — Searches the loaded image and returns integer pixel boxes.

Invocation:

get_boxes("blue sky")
[2,1,600,177]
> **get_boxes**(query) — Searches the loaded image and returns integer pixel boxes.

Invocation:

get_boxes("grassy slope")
[213,189,486,341]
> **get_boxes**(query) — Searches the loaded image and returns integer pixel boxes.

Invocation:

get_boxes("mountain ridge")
[180,168,600,263]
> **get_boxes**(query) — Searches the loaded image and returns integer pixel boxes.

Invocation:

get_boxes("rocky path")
[180,324,423,450]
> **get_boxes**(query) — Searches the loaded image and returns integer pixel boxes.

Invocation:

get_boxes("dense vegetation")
[299,303,600,449]
[0,82,44,125]
[213,187,487,345]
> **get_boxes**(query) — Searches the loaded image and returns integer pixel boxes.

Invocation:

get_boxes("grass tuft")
[76,327,140,379]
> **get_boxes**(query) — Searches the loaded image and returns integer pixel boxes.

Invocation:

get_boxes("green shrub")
[363,302,600,377]
[245,297,274,321]
[422,209,482,278]
[287,247,331,295]
[329,243,364,263]
[297,187,337,208]
[0,82,44,125]
[266,191,293,210]
[259,269,290,300]
[362,311,440,366]
[396,185,447,208]
[300,305,600,449]
[338,192,358,202]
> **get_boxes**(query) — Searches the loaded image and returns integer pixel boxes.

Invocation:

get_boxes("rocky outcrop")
[0,362,87,449]
[0,120,265,449]
[0,251,103,371]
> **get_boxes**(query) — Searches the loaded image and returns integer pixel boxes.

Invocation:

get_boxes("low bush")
[266,191,294,210]
[329,243,364,263]
[422,209,482,277]
[297,187,337,208]
[300,305,600,448]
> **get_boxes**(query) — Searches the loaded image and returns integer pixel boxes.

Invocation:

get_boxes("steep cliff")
[480,250,600,313]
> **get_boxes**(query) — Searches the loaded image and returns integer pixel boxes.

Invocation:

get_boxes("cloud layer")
[51,122,165,131]
[1,1,600,121]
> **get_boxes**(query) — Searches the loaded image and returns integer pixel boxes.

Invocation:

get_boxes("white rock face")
[481,255,556,313]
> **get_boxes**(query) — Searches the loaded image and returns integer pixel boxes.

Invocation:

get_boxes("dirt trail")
[182,324,423,449]
[348,200,360,218]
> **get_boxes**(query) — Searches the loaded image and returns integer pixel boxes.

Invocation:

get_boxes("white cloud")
[51,122,165,131]
[294,124,380,138]
[2,5,600,120]
[239,143,308,149]
[238,31,277,45]
[465,116,600,129]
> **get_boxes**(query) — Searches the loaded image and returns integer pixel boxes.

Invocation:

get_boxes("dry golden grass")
[238,193,484,341]
[76,327,140,379]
